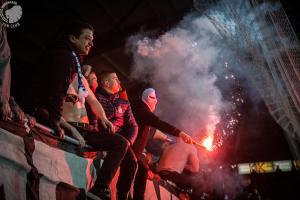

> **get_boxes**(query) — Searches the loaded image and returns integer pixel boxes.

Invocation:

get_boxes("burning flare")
[201,136,214,151]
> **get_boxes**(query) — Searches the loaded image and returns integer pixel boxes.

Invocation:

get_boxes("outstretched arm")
[136,106,193,143]
[135,106,181,136]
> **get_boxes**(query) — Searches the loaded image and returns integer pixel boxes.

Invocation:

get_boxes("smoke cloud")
[127,0,288,197]
[127,0,283,142]
[128,15,227,140]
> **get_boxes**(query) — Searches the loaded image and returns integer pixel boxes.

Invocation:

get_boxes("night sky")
[210,1,300,164]
[281,1,300,38]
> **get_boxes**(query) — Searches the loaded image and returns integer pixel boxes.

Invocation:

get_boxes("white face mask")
[142,88,158,112]
[146,94,157,112]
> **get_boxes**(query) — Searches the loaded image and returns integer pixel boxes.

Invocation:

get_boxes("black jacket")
[18,40,78,124]
[96,88,138,145]
[132,100,181,158]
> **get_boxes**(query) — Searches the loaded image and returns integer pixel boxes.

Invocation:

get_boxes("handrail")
[24,118,92,148]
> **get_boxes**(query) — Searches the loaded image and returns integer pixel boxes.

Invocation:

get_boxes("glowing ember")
[201,136,214,151]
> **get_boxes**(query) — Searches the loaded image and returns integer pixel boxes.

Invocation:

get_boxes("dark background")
[6,0,300,164]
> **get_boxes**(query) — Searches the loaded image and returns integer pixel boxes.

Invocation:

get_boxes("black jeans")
[117,147,138,200]
[157,170,194,190]
[133,159,148,200]
[75,126,129,188]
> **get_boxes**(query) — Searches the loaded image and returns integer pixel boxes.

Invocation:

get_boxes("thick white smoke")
[128,15,228,140]
[127,0,282,141]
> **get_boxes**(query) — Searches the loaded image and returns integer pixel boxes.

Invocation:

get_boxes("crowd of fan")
[0,20,201,200]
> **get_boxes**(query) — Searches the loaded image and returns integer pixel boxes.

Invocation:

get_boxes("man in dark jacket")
[96,70,138,200]
[131,88,194,200]
[17,21,114,137]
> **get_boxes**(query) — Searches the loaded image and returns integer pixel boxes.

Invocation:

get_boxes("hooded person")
[131,87,194,200]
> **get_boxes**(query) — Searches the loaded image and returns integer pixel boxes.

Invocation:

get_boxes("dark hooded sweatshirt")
[131,100,181,158]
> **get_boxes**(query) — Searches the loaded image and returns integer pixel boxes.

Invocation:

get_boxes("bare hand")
[57,128,65,139]
[25,115,36,128]
[70,127,86,148]
[0,97,11,121]
[148,171,161,182]
[100,118,115,134]
[9,97,25,122]
[179,131,193,144]
[147,170,155,180]
[77,136,86,148]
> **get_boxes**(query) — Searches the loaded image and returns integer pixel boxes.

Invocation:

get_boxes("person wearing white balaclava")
[141,88,157,112]
[131,87,193,200]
